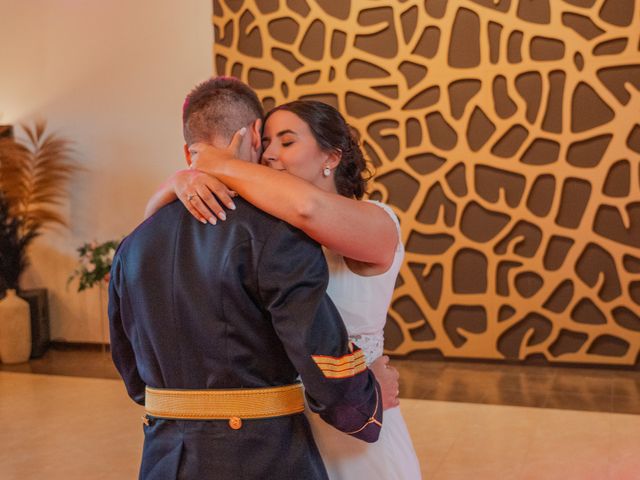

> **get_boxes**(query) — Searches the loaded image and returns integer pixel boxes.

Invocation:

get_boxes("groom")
[108,77,384,479]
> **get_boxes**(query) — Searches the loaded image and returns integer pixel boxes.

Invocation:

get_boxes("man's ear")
[250,118,263,151]
[183,144,192,167]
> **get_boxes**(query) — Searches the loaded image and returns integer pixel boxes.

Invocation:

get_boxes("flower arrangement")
[68,239,119,292]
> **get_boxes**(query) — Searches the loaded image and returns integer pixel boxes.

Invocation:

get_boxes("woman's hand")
[172,169,237,225]
[369,355,400,410]
[190,126,246,173]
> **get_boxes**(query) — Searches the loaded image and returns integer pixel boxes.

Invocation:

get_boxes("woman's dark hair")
[264,100,372,199]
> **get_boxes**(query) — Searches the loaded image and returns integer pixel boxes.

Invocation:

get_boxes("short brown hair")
[182,76,264,145]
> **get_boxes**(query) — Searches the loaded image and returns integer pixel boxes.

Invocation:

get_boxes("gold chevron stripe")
[312,348,367,379]
[315,358,368,373]
[317,359,368,379]
[312,349,365,367]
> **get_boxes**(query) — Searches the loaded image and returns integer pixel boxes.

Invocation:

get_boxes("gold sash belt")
[145,383,305,420]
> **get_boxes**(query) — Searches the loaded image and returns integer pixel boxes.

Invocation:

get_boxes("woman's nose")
[261,148,277,165]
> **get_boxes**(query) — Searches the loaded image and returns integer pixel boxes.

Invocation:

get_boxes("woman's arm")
[144,176,181,220]
[191,144,398,274]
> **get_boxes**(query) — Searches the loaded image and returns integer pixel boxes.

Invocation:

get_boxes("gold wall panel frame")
[213,0,640,366]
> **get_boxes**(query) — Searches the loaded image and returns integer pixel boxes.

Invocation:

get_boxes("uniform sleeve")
[257,222,382,442]
[108,245,146,405]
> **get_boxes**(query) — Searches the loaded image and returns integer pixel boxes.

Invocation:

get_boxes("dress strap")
[365,200,402,247]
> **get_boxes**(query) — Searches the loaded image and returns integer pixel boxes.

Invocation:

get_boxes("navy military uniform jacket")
[108,199,382,479]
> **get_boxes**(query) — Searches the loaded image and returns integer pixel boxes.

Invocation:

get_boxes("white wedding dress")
[305,201,422,479]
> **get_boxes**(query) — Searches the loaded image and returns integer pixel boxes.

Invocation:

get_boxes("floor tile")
[612,394,640,415]
[480,387,548,408]
[551,371,613,396]
[544,390,613,413]
[611,375,640,397]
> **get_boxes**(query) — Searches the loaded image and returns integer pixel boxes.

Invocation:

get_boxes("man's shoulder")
[235,198,318,242]
[232,198,291,233]
[121,198,318,250]
[233,197,275,221]
[129,201,181,235]
[116,201,184,253]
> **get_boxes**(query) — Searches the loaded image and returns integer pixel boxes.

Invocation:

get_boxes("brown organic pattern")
[213,0,640,365]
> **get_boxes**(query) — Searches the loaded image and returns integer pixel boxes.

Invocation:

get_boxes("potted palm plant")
[0,193,37,293]
[0,121,78,357]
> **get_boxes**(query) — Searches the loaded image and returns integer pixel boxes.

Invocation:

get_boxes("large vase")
[0,289,32,364]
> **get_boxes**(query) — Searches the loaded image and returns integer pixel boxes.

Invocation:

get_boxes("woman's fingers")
[180,191,208,224]
[227,126,247,157]
[196,186,232,223]
[173,169,238,225]
[173,170,211,223]
[188,191,221,224]
[195,179,237,223]
[172,159,240,225]
[369,355,401,410]
[203,178,237,211]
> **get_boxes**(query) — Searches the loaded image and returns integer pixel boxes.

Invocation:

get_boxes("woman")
[146,101,421,479]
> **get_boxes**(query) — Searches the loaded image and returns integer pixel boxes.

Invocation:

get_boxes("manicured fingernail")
[200,218,207,224]
[239,127,247,135]
[209,217,217,225]
[228,202,236,210]
[218,212,226,221]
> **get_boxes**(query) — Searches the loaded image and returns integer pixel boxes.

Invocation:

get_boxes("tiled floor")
[0,371,142,479]
[2,347,640,479]
[2,370,640,480]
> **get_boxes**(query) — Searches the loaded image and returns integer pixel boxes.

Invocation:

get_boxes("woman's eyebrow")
[262,129,298,142]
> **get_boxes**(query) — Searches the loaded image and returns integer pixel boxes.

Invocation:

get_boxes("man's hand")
[369,355,400,410]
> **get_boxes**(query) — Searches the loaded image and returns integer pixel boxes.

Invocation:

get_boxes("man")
[109,77,386,479]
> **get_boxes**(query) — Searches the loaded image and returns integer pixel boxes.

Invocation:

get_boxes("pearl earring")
[323,166,331,177]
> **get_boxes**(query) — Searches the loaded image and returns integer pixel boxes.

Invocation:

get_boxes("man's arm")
[257,222,382,442]
[108,247,146,405]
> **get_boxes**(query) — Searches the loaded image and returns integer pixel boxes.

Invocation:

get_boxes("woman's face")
[261,110,334,188]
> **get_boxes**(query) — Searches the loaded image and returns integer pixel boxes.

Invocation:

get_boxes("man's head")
[182,76,264,162]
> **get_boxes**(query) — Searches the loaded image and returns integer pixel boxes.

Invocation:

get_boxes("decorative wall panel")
[213,0,640,366]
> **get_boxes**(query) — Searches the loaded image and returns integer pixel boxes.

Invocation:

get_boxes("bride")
[146,99,422,479]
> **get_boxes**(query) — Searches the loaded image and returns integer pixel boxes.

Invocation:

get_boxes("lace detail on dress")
[349,332,384,365]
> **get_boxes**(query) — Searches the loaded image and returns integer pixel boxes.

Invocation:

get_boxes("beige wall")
[0,0,212,342]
